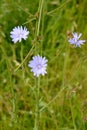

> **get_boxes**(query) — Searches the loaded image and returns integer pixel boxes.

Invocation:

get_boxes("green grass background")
[0,0,87,129]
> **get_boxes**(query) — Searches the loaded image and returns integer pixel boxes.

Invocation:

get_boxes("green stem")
[36,0,44,37]
[35,77,40,130]
[15,44,35,72]
[35,0,44,55]
[34,0,44,129]
[20,43,24,78]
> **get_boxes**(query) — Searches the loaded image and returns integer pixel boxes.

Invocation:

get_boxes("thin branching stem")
[34,0,44,130]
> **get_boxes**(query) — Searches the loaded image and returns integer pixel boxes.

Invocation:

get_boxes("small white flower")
[68,32,86,47]
[10,26,29,43]
[28,55,48,77]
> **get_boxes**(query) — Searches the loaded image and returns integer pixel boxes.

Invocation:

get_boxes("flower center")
[37,64,42,69]
[19,32,23,37]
